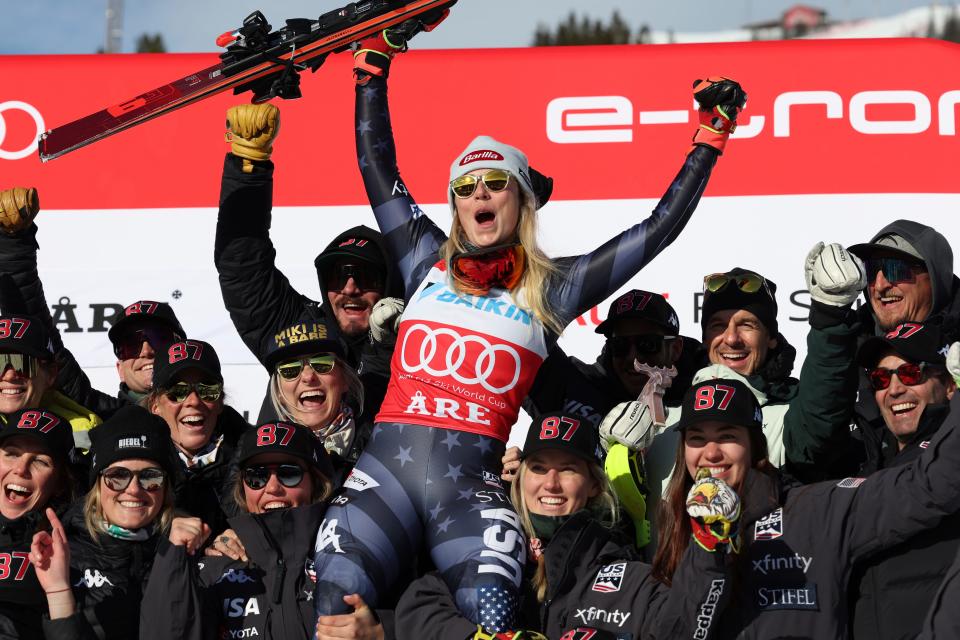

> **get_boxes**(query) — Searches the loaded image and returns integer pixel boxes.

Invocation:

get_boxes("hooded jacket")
[41,504,161,640]
[847,401,960,640]
[712,392,960,639]
[140,503,335,640]
[214,155,401,459]
[395,509,731,640]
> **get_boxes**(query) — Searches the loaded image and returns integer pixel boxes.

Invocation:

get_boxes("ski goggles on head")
[324,262,384,294]
[275,354,336,381]
[867,362,939,391]
[101,467,167,492]
[242,464,305,490]
[450,169,512,199]
[112,327,183,360]
[163,381,223,404]
[607,334,676,358]
[0,352,41,378]
[864,257,926,286]
[703,272,772,297]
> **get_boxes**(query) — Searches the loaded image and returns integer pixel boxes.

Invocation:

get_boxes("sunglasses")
[242,464,305,490]
[867,362,939,391]
[608,334,675,358]
[864,257,926,286]
[101,467,167,492]
[113,327,183,360]
[703,272,770,296]
[163,381,223,403]
[450,169,512,199]
[0,353,41,378]
[324,262,384,294]
[275,354,336,381]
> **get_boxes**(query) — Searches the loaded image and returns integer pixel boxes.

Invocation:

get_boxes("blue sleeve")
[355,77,449,299]
[549,146,718,325]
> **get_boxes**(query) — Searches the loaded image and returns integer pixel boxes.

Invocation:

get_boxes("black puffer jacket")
[396,510,731,639]
[41,504,160,640]
[169,405,249,537]
[0,509,48,638]
[141,503,332,640]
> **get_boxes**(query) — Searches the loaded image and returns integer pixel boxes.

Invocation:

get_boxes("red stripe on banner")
[2,38,959,209]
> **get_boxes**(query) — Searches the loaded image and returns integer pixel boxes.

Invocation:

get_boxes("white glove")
[598,401,656,452]
[369,297,405,344]
[804,241,867,307]
[948,342,960,387]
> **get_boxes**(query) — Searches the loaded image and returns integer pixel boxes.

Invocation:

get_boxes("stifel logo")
[547,89,960,143]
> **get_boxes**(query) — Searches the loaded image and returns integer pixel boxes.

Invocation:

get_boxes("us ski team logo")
[754,507,784,541]
[592,562,627,593]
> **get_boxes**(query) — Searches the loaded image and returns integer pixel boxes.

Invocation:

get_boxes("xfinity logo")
[574,606,631,628]
[752,553,812,575]
[546,90,960,144]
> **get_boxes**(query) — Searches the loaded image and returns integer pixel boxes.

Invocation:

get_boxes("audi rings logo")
[0,102,45,161]
[401,323,522,394]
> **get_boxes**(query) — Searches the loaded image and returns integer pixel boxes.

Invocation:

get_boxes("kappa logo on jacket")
[215,568,256,584]
[74,568,114,588]
[591,562,627,593]
[754,508,784,541]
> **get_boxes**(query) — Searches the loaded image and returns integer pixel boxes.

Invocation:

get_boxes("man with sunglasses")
[846,321,959,640]
[848,221,958,334]
[213,108,403,424]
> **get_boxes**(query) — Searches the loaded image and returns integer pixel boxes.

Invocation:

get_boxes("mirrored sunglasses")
[242,464,305,490]
[867,362,936,391]
[113,327,183,360]
[450,169,512,199]
[275,354,336,381]
[864,257,926,286]
[101,467,167,492]
[703,272,768,295]
[324,262,384,294]
[164,381,223,403]
[0,352,41,378]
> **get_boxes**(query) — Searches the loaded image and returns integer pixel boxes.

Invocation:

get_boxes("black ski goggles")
[0,352,42,378]
[864,257,926,286]
[112,327,183,360]
[163,381,223,404]
[450,169,512,198]
[101,467,167,492]
[607,334,676,358]
[242,464,305,490]
[324,262,384,294]
[867,362,940,391]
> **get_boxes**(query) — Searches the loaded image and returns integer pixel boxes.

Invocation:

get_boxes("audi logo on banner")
[0,101,45,161]
[400,323,522,394]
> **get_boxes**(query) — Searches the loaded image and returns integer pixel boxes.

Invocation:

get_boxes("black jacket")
[714,392,960,639]
[42,505,160,640]
[213,155,397,459]
[140,503,333,640]
[0,510,48,639]
[848,402,960,640]
[170,405,249,537]
[396,510,731,639]
[919,542,960,639]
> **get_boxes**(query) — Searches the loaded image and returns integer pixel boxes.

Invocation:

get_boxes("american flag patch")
[837,477,866,489]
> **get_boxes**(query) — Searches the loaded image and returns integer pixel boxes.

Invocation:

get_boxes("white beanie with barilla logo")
[448,135,537,213]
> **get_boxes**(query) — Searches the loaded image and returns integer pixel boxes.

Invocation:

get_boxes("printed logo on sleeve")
[482,470,504,489]
[591,562,627,593]
[754,508,784,541]
[342,468,380,492]
[836,477,866,489]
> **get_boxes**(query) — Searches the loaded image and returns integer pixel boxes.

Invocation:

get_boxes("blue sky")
[3,0,940,54]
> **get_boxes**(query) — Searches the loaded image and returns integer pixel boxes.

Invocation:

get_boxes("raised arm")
[549,78,746,324]
[353,36,451,299]
[214,104,315,365]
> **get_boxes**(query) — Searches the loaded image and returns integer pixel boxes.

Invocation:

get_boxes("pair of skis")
[38,0,456,162]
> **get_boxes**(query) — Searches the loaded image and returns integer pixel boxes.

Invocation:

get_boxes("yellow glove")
[225,103,280,172]
[0,187,40,235]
